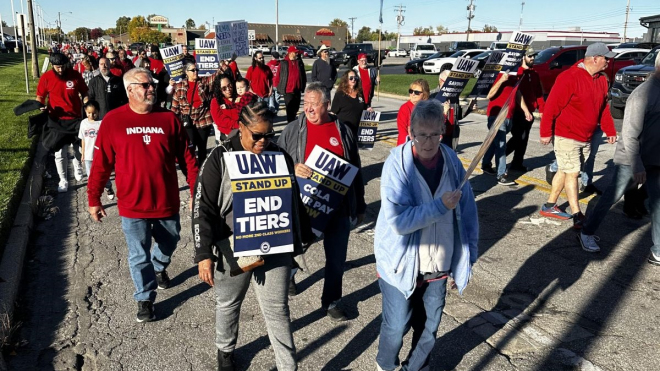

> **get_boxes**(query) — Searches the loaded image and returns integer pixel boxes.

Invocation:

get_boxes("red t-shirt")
[267,60,281,86]
[285,58,301,93]
[486,73,519,119]
[304,121,344,161]
[246,65,273,98]
[187,81,202,108]
[149,58,165,75]
[396,100,415,145]
[359,68,372,105]
[36,69,89,120]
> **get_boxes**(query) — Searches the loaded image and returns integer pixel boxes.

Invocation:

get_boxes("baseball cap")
[358,53,367,60]
[525,47,537,56]
[287,45,300,54]
[585,43,616,58]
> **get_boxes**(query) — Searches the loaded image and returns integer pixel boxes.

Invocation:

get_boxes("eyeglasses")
[242,124,276,141]
[129,82,157,89]
[256,57,264,60]
[187,68,199,72]
[108,57,116,60]
[221,85,232,92]
[348,76,358,81]
[409,89,423,95]
[412,131,442,143]
[358,59,367,62]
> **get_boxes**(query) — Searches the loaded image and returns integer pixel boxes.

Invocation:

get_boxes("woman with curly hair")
[330,69,372,135]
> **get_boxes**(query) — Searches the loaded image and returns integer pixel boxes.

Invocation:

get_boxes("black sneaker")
[497,175,516,186]
[326,306,348,322]
[217,350,236,371]
[648,251,660,266]
[136,301,155,323]
[573,212,586,230]
[582,184,602,195]
[156,270,170,290]
[288,277,298,296]
[482,165,496,176]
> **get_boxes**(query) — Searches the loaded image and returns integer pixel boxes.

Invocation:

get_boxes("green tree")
[329,18,348,28]
[413,26,434,36]
[132,28,170,44]
[436,25,447,34]
[1,20,7,27]
[72,27,91,41]
[356,26,372,42]
[483,24,498,32]
[116,16,130,32]
[185,18,195,29]
[128,16,149,41]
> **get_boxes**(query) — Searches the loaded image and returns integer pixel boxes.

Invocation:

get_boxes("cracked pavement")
[7,94,660,371]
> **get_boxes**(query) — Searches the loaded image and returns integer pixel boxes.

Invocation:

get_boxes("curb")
[0,144,45,370]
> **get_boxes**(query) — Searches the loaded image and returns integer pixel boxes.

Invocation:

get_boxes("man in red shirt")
[105,51,124,77]
[277,83,366,322]
[87,67,199,323]
[506,48,545,172]
[352,53,380,106]
[246,51,273,100]
[276,46,307,122]
[36,52,89,192]
[267,52,282,112]
[539,43,617,227]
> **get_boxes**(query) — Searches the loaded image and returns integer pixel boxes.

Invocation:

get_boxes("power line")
[348,17,356,42]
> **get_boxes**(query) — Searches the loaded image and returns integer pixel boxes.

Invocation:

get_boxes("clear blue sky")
[1,0,659,39]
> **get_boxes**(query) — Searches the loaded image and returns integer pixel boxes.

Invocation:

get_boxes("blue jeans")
[482,116,510,177]
[321,214,351,308]
[376,277,447,371]
[121,215,181,302]
[583,164,636,235]
[646,167,660,257]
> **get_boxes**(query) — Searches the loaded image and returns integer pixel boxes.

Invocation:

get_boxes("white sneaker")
[57,180,68,193]
[106,188,115,200]
[578,232,600,253]
[74,167,83,181]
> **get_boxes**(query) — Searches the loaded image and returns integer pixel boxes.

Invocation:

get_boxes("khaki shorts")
[553,136,590,174]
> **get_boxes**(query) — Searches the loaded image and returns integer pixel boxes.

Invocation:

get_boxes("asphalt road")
[7,92,657,371]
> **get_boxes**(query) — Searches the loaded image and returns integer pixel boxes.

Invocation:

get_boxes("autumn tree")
[116,16,130,32]
[413,26,434,36]
[482,24,498,32]
[128,16,149,41]
[132,28,170,44]
[90,27,104,39]
[185,18,195,29]
[72,27,91,41]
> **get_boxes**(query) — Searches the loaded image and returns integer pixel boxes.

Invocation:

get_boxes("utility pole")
[623,0,631,42]
[466,0,475,42]
[394,4,406,50]
[275,0,279,44]
[10,0,19,52]
[348,17,357,43]
[27,0,39,78]
[519,1,525,30]
[57,11,61,43]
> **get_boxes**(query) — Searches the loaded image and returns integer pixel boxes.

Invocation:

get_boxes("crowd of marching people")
[30,38,660,371]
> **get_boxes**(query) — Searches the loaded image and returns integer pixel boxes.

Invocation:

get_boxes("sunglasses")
[409,89,423,95]
[129,82,157,89]
[243,124,276,141]
[348,76,358,81]
[256,57,264,60]
[188,68,199,72]
[221,85,232,92]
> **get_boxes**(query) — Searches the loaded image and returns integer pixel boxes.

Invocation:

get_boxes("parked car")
[270,45,289,55]
[0,40,7,53]
[488,42,508,50]
[387,49,407,57]
[616,42,660,49]
[249,44,270,56]
[610,46,659,118]
[331,43,385,68]
[409,43,437,60]
[449,41,480,51]
[404,51,454,74]
[534,45,641,96]
[129,42,145,52]
[297,45,315,58]
[422,49,484,74]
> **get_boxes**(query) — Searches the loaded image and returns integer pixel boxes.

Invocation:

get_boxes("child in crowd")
[79,100,115,200]
[235,77,256,104]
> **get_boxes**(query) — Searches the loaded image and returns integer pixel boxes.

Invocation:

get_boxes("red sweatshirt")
[486,73,519,119]
[396,100,415,145]
[87,105,199,218]
[540,62,616,142]
[246,65,273,98]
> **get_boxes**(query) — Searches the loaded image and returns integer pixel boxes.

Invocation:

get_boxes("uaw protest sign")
[357,110,381,150]
[434,57,480,104]
[224,151,295,257]
[501,31,535,74]
[161,44,185,81]
[195,38,219,76]
[297,146,358,236]
[468,50,507,97]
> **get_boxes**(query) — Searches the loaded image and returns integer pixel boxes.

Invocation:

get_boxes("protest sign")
[434,57,480,104]
[298,146,359,236]
[215,20,249,60]
[501,31,535,74]
[161,44,185,82]
[195,38,219,76]
[224,151,295,257]
[468,50,507,97]
[357,110,381,150]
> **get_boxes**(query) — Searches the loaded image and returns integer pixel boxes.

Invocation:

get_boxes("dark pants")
[283,92,301,123]
[321,214,351,308]
[441,124,460,151]
[583,164,637,235]
[185,125,212,167]
[506,111,534,168]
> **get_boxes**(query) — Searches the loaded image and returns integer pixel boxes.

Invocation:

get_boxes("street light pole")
[519,1,525,30]
[275,0,279,44]
[10,0,20,52]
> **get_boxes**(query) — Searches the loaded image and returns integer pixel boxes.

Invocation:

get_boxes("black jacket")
[87,74,128,119]
[277,57,307,94]
[311,58,337,91]
[192,134,315,266]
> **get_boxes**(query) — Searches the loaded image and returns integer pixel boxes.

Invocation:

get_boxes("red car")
[533,45,638,96]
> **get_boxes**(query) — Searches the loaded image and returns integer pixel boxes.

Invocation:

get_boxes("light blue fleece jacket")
[374,141,479,298]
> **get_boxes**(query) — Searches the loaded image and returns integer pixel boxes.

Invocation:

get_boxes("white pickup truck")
[409,43,437,60]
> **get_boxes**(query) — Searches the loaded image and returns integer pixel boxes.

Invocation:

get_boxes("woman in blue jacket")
[374,99,479,371]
